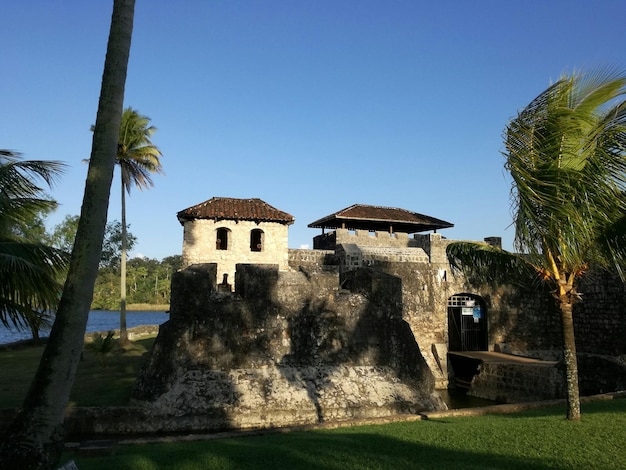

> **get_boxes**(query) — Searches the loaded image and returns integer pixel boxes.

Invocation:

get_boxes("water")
[0,310,169,345]
[438,388,501,409]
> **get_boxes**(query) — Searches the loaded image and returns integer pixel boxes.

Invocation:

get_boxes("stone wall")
[132,263,443,432]
[467,362,565,403]
[469,283,563,360]
[574,269,626,356]
[314,229,425,250]
[288,248,339,270]
[412,233,454,264]
[181,218,290,287]
[135,241,626,434]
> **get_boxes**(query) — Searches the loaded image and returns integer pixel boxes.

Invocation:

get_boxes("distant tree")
[48,215,136,268]
[47,214,79,253]
[0,151,68,337]
[100,220,137,269]
[446,68,626,421]
[162,254,182,273]
[92,254,180,308]
[0,1,136,467]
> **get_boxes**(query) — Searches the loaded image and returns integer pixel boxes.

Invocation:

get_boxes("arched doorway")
[447,293,488,351]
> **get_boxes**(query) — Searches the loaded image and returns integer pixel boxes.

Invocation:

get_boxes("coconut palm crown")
[117,107,163,193]
[446,68,626,421]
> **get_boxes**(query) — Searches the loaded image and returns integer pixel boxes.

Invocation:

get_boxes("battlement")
[313,228,424,250]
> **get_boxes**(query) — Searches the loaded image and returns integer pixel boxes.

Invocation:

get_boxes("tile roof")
[307,204,453,233]
[177,197,295,225]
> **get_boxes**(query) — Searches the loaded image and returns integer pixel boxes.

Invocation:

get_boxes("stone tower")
[177,197,295,289]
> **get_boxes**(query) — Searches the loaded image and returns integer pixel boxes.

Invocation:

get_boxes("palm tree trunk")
[120,177,128,344]
[0,1,135,468]
[559,298,581,421]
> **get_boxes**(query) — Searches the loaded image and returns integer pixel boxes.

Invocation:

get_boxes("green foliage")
[47,214,79,253]
[116,107,163,194]
[100,220,137,268]
[87,331,117,366]
[91,255,181,309]
[446,68,626,420]
[0,151,69,333]
[504,68,626,279]
[49,215,137,268]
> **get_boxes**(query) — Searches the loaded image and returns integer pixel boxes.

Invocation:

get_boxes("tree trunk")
[0,1,135,468]
[559,298,581,421]
[120,178,128,345]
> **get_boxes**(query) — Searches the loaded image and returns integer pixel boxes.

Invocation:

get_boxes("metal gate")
[448,294,487,351]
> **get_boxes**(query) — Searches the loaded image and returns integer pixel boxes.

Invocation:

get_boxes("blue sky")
[2,1,625,260]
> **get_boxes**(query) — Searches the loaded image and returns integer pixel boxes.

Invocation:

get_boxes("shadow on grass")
[69,337,156,407]
[69,429,577,470]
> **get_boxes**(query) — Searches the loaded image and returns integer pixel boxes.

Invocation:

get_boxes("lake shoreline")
[0,324,161,351]
[108,304,170,312]
[0,310,169,346]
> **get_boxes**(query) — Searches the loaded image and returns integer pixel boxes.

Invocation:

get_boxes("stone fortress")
[131,197,626,434]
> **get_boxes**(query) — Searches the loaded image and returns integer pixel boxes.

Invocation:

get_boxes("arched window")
[250,229,263,252]
[216,227,230,250]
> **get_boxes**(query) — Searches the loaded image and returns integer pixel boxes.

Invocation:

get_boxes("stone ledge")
[421,390,626,419]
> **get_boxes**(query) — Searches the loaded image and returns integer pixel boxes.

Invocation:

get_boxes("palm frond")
[503,69,626,279]
[593,210,626,280]
[0,152,65,229]
[0,151,68,330]
[117,107,164,194]
[446,241,539,288]
[0,237,69,329]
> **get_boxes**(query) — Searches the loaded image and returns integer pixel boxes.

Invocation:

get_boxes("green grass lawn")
[2,340,625,469]
[66,398,626,470]
[0,336,156,408]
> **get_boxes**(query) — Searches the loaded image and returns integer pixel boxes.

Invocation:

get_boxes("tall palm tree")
[116,107,163,343]
[0,1,136,467]
[0,151,69,335]
[446,68,626,421]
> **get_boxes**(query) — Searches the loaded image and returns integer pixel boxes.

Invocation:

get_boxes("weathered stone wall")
[288,248,339,270]
[336,245,429,272]
[466,355,626,403]
[314,229,428,250]
[343,261,455,389]
[574,269,626,356]
[466,283,563,360]
[468,362,565,403]
[136,238,626,434]
[412,233,454,264]
[181,219,290,286]
[462,268,626,360]
[132,263,443,431]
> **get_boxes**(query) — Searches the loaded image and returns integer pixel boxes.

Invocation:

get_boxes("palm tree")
[0,151,69,336]
[0,0,136,467]
[116,107,163,343]
[446,68,626,421]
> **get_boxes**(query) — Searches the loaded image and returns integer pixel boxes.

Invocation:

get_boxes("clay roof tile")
[177,197,295,225]
[307,204,453,233]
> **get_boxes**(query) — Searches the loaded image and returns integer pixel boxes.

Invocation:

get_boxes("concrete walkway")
[448,351,558,365]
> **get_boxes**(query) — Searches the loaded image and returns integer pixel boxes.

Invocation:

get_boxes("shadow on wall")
[279,267,437,423]
[132,263,437,431]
